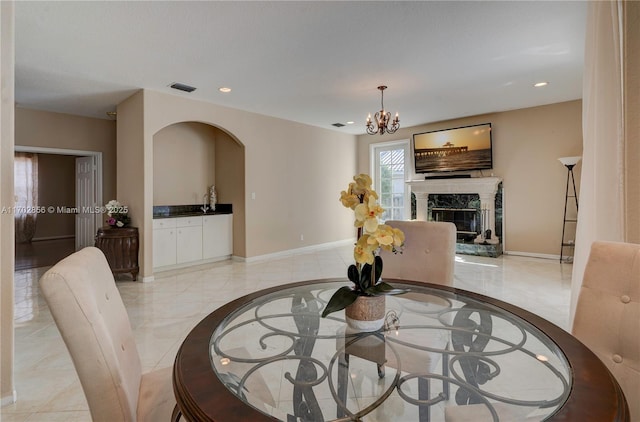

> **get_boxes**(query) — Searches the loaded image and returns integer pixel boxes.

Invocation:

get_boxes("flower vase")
[345,295,385,332]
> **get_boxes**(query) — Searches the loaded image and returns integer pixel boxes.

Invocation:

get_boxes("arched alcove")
[117,89,357,278]
[152,121,246,257]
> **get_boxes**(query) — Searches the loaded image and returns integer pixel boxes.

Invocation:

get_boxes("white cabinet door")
[153,228,177,268]
[176,225,203,264]
[154,214,230,268]
[203,214,233,259]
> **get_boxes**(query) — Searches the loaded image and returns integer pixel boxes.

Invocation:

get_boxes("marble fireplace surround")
[407,177,503,241]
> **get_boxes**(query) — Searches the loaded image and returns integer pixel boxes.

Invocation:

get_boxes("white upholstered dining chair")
[572,240,639,421]
[379,220,457,285]
[39,247,178,421]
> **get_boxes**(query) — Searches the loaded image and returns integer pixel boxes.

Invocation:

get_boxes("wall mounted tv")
[413,123,493,173]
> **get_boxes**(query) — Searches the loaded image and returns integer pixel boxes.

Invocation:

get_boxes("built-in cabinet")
[153,214,233,270]
[175,217,203,264]
[203,214,233,259]
[152,219,177,267]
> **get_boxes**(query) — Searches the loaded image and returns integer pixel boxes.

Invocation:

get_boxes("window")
[14,152,39,243]
[371,141,410,222]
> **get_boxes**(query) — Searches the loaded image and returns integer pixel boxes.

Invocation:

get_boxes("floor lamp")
[558,156,581,262]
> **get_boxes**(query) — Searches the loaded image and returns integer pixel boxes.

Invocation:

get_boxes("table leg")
[418,377,430,422]
[377,363,385,379]
[337,353,350,419]
[442,345,450,400]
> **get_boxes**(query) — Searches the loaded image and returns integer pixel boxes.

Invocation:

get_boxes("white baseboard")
[1,390,17,407]
[140,275,155,283]
[152,255,232,276]
[238,238,355,263]
[504,250,561,260]
[30,235,74,242]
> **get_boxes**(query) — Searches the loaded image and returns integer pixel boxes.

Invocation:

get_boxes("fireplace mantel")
[407,177,502,197]
[407,177,503,248]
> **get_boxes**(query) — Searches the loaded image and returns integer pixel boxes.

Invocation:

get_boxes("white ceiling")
[15,1,587,135]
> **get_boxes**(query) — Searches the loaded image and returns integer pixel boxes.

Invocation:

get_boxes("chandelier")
[366,85,400,135]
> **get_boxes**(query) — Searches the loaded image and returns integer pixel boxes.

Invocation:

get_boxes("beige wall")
[153,122,217,205]
[213,129,246,256]
[33,154,75,240]
[116,91,146,273]
[1,0,15,403]
[117,89,357,278]
[15,108,117,206]
[625,0,640,243]
[358,100,583,257]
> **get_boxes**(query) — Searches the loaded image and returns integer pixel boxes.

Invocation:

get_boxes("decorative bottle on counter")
[209,186,217,211]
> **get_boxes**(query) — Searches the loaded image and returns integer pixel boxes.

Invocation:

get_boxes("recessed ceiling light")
[219,87,232,93]
[534,82,549,88]
[346,121,354,125]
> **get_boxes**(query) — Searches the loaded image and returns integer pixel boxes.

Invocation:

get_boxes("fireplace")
[427,193,481,242]
[407,177,503,257]
[432,208,478,241]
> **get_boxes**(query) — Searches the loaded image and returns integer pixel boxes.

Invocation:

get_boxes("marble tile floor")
[3,244,573,421]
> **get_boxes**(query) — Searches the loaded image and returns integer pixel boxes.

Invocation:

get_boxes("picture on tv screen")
[413,123,493,173]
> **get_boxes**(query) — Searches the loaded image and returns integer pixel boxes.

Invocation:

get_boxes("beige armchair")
[572,240,639,420]
[379,220,457,285]
[39,247,177,421]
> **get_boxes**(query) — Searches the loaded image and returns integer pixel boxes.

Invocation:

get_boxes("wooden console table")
[95,226,139,280]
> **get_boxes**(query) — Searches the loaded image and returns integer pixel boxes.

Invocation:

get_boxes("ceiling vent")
[332,123,345,127]
[170,82,196,93]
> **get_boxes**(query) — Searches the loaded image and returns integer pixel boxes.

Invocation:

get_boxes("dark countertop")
[152,203,232,219]
[152,210,232,219]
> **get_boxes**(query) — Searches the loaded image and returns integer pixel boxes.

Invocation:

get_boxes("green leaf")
[321,286,359,317]
[360,262,372,290]
[347,264,359,284]
[359,255,383,290]
[365,282,408,296]
[373,255,383,282]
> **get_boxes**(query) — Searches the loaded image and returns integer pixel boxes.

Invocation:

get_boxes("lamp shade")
[558,156,582,166]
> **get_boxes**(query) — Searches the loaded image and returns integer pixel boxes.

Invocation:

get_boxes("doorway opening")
[14,146,103,270]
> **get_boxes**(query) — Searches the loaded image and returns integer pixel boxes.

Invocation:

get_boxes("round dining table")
[173,279,629,421]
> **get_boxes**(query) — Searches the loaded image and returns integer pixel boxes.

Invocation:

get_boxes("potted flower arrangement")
[322,174,406,331]
[105,200,130,228]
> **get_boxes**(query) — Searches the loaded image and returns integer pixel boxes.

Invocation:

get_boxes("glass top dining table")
[172,279,628,422]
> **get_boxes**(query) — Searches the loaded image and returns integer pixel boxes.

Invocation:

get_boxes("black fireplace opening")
[432,208,478,242]
[428,193,481,243]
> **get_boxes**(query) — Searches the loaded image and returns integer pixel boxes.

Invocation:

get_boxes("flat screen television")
[413,123,493,173]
